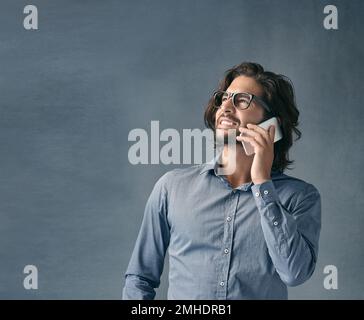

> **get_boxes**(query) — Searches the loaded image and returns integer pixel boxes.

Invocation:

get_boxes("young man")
[122,62,321,299]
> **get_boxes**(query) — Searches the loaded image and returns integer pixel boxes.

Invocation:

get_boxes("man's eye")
[237,98,249,104]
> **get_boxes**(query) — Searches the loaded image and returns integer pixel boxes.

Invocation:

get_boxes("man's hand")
[236,123,275,185]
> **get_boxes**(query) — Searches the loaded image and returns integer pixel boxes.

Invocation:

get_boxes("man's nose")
[220,97,235,113]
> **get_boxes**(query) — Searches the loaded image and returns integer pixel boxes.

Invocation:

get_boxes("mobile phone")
[241,117,283,156]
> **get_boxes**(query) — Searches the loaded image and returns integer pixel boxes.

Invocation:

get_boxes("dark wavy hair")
[204,62,301,173]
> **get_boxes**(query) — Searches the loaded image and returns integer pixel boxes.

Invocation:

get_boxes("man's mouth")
[219,118,238,127]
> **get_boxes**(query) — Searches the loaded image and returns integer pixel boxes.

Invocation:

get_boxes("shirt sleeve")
[122,173,171,299]
[251,180,321,287]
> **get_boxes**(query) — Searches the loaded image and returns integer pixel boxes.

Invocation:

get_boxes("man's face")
[214,75,267,140]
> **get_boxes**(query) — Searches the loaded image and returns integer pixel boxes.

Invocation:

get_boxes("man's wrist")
[253,177,271,185]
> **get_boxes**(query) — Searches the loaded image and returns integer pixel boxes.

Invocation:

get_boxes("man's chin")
[215,128,240,145]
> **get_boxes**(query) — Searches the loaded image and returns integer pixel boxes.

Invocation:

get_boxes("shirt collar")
[199,151,221,175]
[199,152,283,180]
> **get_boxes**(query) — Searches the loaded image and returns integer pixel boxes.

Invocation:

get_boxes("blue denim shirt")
[122,159,321,300]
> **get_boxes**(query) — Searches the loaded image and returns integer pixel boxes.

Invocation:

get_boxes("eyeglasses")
[213,90,273,114]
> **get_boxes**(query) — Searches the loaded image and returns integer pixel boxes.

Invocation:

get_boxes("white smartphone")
[241,117,283,156]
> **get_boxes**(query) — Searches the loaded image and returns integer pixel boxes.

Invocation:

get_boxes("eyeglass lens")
[214,92,251,110]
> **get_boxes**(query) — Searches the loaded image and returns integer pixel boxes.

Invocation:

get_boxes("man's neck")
[219,143,254,189]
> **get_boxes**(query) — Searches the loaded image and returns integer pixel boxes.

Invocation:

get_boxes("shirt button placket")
[219,190,238,299]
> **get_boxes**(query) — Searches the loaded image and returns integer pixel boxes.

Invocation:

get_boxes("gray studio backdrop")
[0,0,363,299]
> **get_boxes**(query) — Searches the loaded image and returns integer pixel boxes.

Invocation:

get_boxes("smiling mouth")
[219,119,238,127]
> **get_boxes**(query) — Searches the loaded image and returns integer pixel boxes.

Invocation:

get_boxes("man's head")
[204,62,301,172]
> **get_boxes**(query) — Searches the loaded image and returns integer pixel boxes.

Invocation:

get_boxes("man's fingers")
[240,126,268,146]
[239,127,255,137]
[246,123,269,137]
[246,123,274,144]
[238,135,264,149]
[269,125,275,142]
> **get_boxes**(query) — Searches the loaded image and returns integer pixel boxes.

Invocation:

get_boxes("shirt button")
[226,216,232,222]
[264,190,269,195]
[220,281,225,287]
[255,192,260,197]
[224,248,229,254]
[273,221,278,226]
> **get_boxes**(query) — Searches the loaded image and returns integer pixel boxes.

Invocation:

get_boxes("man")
[122,62,321,299]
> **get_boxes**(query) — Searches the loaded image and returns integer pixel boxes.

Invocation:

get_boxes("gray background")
[0,0,363,299]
